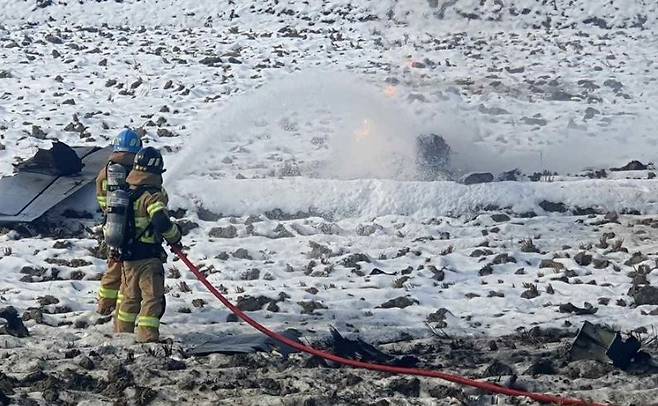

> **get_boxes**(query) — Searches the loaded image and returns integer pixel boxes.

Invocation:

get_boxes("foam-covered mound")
[171,177,658,219]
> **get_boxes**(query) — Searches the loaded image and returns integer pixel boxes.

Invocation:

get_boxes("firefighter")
[96,129,142,315]
[114,147,182,343]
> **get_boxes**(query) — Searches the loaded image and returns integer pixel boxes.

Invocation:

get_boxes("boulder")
[611,160,648,171]
[462,172,494,185]
[629,286,658,306]
[0,307,29,338]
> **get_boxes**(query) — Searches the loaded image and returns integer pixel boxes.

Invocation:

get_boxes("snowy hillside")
[1,1,658,405]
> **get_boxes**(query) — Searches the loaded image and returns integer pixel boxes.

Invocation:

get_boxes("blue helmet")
[112,129,142,153]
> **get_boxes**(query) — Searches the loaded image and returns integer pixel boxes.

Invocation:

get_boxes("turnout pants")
[97,259,123,315]
[114,258,166,343]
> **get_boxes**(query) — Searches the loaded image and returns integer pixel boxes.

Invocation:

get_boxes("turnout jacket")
[95,152,135,212]
[124,170,181,260]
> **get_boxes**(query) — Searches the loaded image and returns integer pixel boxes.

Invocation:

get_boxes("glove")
[169,241,183,252]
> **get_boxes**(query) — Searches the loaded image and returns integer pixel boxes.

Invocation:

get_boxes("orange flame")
[384,85,398,98]
[354,119,372,141]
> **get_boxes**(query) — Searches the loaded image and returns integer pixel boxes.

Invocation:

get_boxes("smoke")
[167,70,426,183]
[167,69,658,187]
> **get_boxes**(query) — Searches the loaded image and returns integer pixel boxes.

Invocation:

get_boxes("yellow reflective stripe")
[97,196,107,209]
[117,311,137,323]
[134,216,156,243]
[98,287,119,299]
[163,224,180,241]
[137,316,160,328]
[135,217,150,227]
[147,202,166,217]
[101,180,108,192]
[117,293,124,305]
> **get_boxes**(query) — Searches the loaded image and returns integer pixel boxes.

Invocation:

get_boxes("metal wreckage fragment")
[0,141,111,224]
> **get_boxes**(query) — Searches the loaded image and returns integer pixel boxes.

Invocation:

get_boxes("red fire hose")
[171,246,608,406]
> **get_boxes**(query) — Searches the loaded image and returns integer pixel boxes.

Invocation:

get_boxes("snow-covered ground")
[2,1,658,404]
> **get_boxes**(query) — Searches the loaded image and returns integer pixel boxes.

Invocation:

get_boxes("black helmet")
[133,147,166,174]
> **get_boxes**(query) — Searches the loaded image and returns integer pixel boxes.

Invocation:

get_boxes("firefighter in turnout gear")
[95,129,142,316]
[114,147,182,343]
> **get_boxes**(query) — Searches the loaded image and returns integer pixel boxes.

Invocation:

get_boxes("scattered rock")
[574,252,592,266]
[426,265,445,281]
[547,90,576,101]
[130,78,143,89]
[491,214,510,222]
[492,253,516,265]
[520,239,540,253]
[482,360,514,377]
[539,200,567,213]
[239,268,260,280]
[603,79,623,92]
[214,252,229,261]
[271,224,294,238]
[521,116,547,126]
[191,299,206,308]
[388,377,420,397]
[567,360,613,379]
[584,107,600,120]
[232,248,252,260]
[558,302,597,315]
[308,241,333,258]
[199,56,223,66]
[356,223,384,236]
[0,306,29,338]
[625,252,648,267]
[22,308,44,324]
[37,295,59,306]
[45,34,63,44]
[470,249,493,257]
[133,386,157,405]
[592,258,610,269]
[297,300,328,314]
[611,160,647,171]
[79,356,95,370]
[426,308,450,328]
[0,71,13,79]
[208,225,237,239]
[175,220,199,236]
[525,359,557,376]
[157,128,175,137]
[539,259,565,270]
[629,286,658,306]
[378,296,419,309]
[340,253,371,269]
[197,206,222,221]
[45,258,91,268]
[31,125,47,139]
[521,284,540,299]
[462,172,494,185]
[479,264,494,276]
[64,349,81,359]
